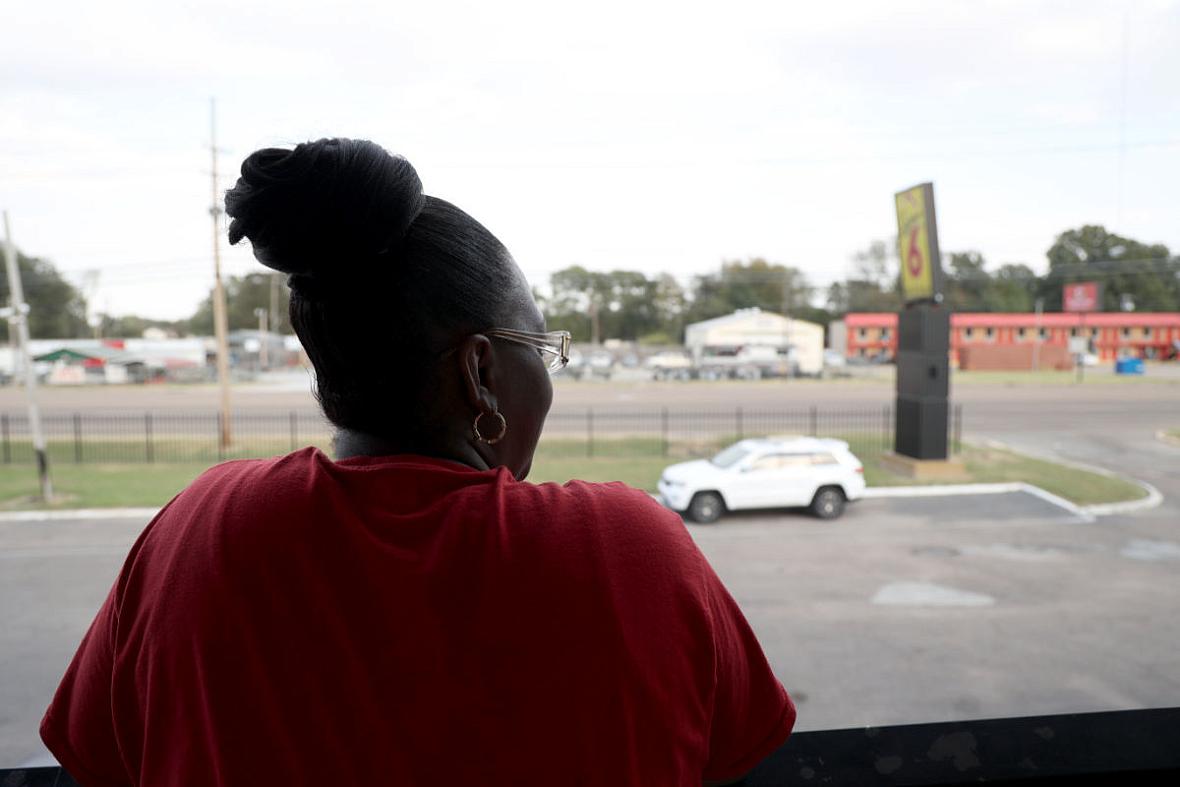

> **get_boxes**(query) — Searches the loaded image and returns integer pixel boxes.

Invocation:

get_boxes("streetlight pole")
[2,211,52,501]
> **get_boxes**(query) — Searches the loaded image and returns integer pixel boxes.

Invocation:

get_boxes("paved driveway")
[689,492,1180,732]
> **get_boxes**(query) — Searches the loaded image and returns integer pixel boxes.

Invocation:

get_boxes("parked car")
[657,436,865,523]
[587,351,614,378]
[823,349,847,368]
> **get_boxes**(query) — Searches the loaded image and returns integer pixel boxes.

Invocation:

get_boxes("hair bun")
[224,138,425,280]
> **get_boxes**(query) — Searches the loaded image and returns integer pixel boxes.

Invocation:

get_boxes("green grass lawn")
[0,463,210,510]
[950,368,1179,386]
[0,437,1145,510]
[856,445,1146,506]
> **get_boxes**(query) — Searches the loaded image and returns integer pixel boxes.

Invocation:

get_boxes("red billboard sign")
[1063,282,1101,313]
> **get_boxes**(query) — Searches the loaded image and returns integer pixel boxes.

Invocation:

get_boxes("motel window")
[880,329,890,340]
[1017,328,1026,339]
[858,328,866,340]
[1040,328,1049,339]
[964,328,974,339]
[985,327,995,339]
[1121,328,1131,339]
[1070,328,1078,337]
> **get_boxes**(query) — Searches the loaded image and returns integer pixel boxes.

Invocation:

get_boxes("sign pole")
[1063,281,1100,384]
[893,182,949,462]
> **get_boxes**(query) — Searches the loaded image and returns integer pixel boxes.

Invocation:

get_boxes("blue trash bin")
[1115,357,1145,375]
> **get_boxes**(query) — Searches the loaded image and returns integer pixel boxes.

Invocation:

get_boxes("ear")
[457,334,499,415]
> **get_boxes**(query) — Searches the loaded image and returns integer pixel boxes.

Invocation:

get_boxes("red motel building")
[844,312,1180,365]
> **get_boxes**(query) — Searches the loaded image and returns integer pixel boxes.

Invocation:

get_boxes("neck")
[333,428,491,471]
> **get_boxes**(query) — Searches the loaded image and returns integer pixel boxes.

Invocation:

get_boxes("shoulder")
[148,448,329,546]
[177,447,328,507]
[509,478,705,571]
[513,477,681,528]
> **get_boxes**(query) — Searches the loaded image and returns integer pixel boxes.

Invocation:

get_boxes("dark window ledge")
[3,707,1178,786]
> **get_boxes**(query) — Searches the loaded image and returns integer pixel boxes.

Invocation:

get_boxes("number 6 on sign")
[894,183,944,304]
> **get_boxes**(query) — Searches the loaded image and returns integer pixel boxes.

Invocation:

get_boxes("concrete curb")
[0,507,160,523]
[977,438,1162,518]
[1083,484,1163,516]
[1155,430,1180,449]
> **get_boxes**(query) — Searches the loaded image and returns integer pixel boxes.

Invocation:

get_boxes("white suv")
[657,436,866,523]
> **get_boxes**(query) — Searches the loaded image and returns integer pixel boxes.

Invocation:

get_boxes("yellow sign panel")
[894,183,940,303]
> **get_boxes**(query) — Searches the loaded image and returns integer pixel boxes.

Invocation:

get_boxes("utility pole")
[269,271,280,336]
[255,307,269,370]
[2,211,53,501]
[781,271,794,377]
[1032,297,1043,372]
[209,99,233,449]
[588,298,600,346]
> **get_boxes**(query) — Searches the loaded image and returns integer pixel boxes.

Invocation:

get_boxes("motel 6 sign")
[894,182,945,304]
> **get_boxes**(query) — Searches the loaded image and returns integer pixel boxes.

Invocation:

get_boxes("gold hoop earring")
[473,411,507,445]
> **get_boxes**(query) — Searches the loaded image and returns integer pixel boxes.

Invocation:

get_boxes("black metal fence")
[0,405,963,464]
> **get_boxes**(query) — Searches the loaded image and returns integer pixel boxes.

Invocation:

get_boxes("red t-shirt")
[42,448,794,786]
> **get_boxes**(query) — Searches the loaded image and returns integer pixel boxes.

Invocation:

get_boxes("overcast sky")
[3,0,1178,321]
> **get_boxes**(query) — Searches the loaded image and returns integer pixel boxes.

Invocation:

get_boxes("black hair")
[225,138,518,439]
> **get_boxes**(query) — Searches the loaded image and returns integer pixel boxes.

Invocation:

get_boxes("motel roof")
[844,312,1180,328]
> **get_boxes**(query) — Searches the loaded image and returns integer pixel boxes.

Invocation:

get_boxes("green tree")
[850,240,895,290]
[97,314,187,338]
[685,258,813,325]
[943,251,990,311]
[826,241,901,315]
[542,267,676,343]
[1039,226,1179,312]
[643,273,687,344]
[189,272,290,334]
[0,247,89,340]
[986,264,1038,312]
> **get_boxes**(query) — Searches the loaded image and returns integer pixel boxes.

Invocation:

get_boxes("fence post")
[217,412,225,461]
[661,407,669,457]
[735,407,743,440]
[809,405,818,437]
[586,408,594,458]
[145,413,154,463]
[883,405,891,452]
[73,413,82,463]
[954,403,963,455]
[290,411,298,451]
[1,413,8,464]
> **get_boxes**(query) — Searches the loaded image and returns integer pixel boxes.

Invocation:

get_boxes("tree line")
[3,225,1177,343]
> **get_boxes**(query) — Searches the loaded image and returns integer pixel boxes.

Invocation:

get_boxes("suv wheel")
[810,486,846,520]
[687,492,724,524]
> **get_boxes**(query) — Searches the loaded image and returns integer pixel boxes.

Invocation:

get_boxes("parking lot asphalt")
[4,489,1179,766]
[689,492,1180,732]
